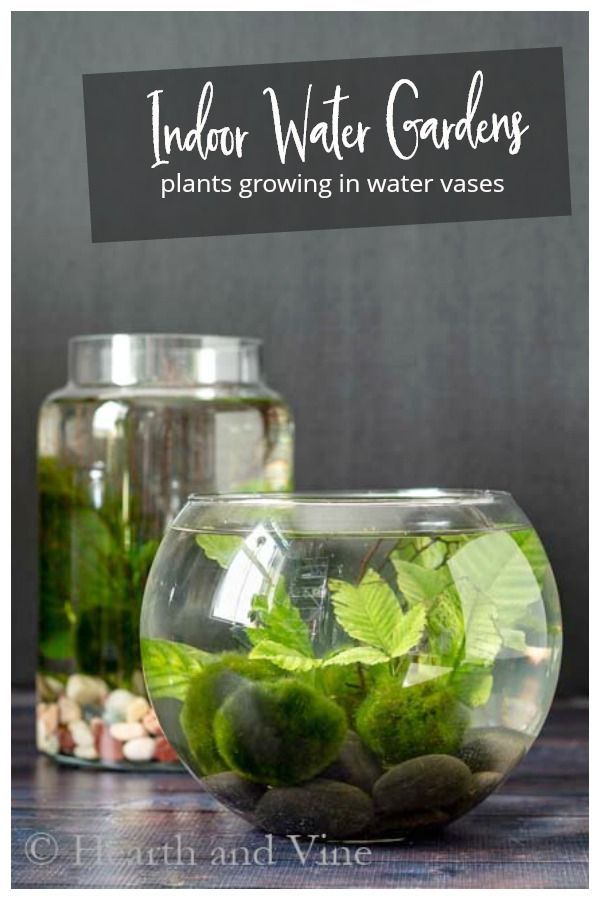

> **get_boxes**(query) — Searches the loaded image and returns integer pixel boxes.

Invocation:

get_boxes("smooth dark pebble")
[373,754,472,815]
[202,771,266,814]
[321,729,382,793]
[254,778,374,839]
[457,727,527,773]
[471,770,503,795]
[376,808,451,837]
[446,770,503,818]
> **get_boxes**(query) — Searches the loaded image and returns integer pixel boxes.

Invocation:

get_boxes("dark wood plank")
[11,693,589,889]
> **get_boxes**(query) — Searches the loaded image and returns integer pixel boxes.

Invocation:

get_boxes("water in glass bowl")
[141,522,562,841]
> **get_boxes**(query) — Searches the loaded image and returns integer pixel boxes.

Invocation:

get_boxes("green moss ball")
[180,653,280,775]
[213,678,347,786]
[355,679,468,766]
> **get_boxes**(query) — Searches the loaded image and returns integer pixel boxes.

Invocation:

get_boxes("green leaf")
[391,537,448,570]
[511,529,549,587]
[449,531,541,621]
[451,663,494,708]
[392,559,449,607]
[39,628,75,661]
[448,531,541,664]
[426,587,465,664]
[141,638,213,701]
[246,583,313,657]
[389,604,427,657]
[248,640,319,672]
[322,646,390,667]
[453,580,503,664]
[329,569,404,655]
[499,627,528,653]
[195,533,244,568]
[415,537,448,570]
[71,508,117,610]
[129,539,160,595]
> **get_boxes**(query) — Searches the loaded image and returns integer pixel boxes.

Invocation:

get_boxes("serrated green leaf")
[448,531,542,664]
[392,537,449,570]
[451,663,494,708]
[389,603,427,657]
[248,640,319,672]
[141,638,213,701]
[415,538,448,569]
[330,569,404,655]
[246,582,313,657]
[71,508,116,610]
[511,529,549,587]
[427,587,465,664]
[195,533,244,568]
[322,646,390,667]
[453,580,503,664]
[449,531,541,620]
[392,558,449,607]
[499,627,528,653]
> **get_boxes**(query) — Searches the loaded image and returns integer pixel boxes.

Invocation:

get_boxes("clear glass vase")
[141,490,562,840]
[36,334,294,769]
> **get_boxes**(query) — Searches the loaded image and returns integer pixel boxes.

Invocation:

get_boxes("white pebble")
[109,722,146,742]
[122,737,156,762]
[40,702,60,732]
[68,720,95,747]
[126,696,150,723]
[105,689,135,720]
[58,696,81,725]
[44,736,60,755]
[36,717,48,746]
[142,708,162,736]
[36,720,59,755]
[74,744,99,761]
[66,674,108,706]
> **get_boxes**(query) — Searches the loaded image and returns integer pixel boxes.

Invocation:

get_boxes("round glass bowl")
[140,491,562,841]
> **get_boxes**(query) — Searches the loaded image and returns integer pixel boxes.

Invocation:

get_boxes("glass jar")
[36,334,293,768]
[141,490,562,841]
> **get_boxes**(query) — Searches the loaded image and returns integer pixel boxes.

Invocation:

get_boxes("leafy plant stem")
[356,662,366,693]
[356,540,382,585]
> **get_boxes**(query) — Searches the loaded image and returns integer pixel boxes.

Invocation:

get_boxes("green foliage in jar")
[141,638,213,702]
[213,678,347,786]
[191,529,543,713]
[318,663,372,721]
[195,534,244,568]
[139,525,551,785]
[38,457,82,661]
[38,456,159,685]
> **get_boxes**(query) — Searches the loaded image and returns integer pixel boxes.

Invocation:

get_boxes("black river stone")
[457,727,527,774]
[376,808,451,837]
[446,769,503,818]
[321,730,382,793]
[254,778,374,839]
[373,754,472,815]
[202,771,266,814]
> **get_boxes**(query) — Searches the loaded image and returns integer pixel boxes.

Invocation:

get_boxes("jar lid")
[68,334,263,387]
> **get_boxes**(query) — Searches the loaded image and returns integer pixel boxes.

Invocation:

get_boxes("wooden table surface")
[12,693,588,889]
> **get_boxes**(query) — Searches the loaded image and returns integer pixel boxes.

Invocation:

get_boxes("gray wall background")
[12,12,588,694]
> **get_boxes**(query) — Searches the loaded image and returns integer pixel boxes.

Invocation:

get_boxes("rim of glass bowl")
[176,489,530,536]
[187,488,510,505]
